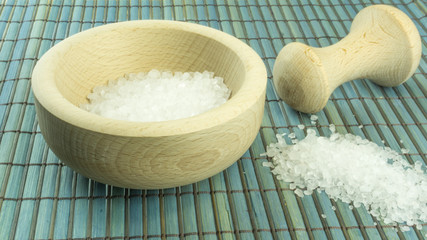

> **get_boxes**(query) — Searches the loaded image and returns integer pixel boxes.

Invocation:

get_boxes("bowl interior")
[55,25,246,108]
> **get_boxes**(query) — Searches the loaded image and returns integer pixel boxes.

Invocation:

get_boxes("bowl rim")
[31,20,267,137]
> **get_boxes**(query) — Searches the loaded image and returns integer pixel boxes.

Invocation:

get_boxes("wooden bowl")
[31,20,267,189]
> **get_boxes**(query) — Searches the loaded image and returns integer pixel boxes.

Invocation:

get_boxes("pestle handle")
[273,5,421,113]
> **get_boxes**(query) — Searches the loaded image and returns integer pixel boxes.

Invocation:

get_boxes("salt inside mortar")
[81,70,231,122]
[263,124,427,231]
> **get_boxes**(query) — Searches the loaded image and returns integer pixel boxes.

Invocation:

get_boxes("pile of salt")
[263,124,427,231]
[81,70,230,122]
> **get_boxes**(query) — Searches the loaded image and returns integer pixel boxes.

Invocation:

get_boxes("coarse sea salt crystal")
[310,115,318,125]
[329,124,336,133]
[263,127,427,230]
[310,115,318,121]
[400,226,410,232]
[262,162,273,168]
[401,148,410,154]
[294,188,304,197]
[81,70,230,122]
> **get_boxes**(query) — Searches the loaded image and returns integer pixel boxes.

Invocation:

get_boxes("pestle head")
[273,42,330,114]
[273,5,422,113]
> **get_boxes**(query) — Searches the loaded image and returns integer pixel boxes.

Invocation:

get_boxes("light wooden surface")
[31,20,267,189]
[273,5,421,113]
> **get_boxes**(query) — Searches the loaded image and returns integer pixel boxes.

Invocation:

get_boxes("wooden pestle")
[273,5,421,113]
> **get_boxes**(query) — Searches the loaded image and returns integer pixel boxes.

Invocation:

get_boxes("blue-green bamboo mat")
[0,0,426,239]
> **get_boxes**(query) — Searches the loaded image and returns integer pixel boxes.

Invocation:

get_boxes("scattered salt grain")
[310,115,318,125]
[358,125,363,129]
[321,214,327,219]
[332,206,336,211]
[289,183,297,190]
[329,124,336,133]
[298,124,305,130]
[304,190,313,195]
[294,188,304,197]
[401,148,410,154]
[81,70,230,122]
[262,162,274,168]
[400,226,410,232]
[263,126,427,229]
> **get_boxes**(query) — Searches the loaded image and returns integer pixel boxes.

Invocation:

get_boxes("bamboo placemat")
[0,0,425,239]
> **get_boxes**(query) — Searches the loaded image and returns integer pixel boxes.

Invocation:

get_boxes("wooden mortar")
[31,20,267,189]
